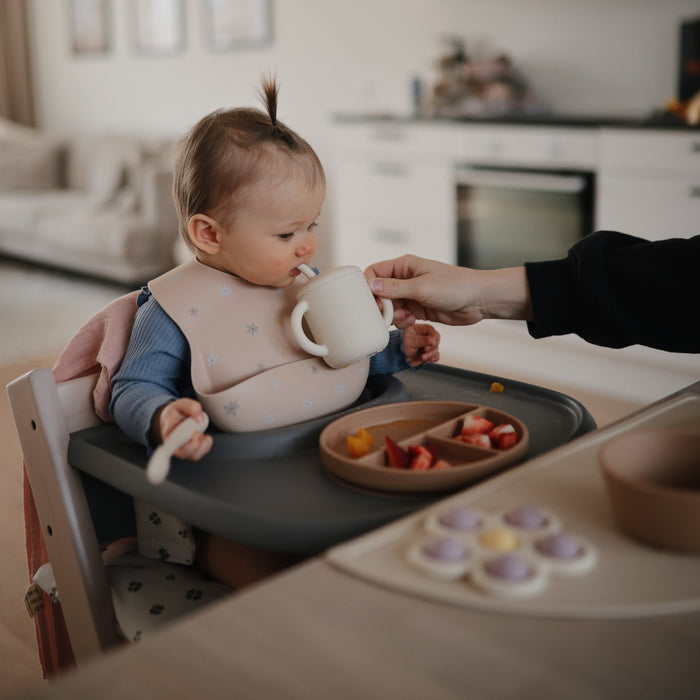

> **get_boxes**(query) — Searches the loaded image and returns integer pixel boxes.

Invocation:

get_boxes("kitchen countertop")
[18,382,700,700]
[333,112,700,130]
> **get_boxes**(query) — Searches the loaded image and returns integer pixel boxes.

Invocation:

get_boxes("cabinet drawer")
[600,129,700,174]
[596,175,700,240]
[333,219,456,270]
[457,126,598,169]
[333,122,458,159]
[334,160,454,221]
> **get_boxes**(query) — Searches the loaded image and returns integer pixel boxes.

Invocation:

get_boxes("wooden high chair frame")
[8,368,123,664]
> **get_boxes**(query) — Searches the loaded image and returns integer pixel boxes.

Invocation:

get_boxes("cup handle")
[291,299,329,357]
[379,297,393,327]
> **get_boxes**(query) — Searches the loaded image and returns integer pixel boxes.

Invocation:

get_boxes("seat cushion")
[106,554,232,643]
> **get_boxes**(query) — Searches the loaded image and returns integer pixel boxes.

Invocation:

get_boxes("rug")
[0,260,130,365]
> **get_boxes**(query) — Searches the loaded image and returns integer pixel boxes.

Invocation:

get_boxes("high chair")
[7,367,230,671]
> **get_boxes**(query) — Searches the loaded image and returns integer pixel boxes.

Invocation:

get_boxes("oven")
[456,165,594,269]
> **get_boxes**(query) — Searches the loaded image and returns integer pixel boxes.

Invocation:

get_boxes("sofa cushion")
[0,191,90,232]
[66,135,143,205]
[34,208,164,262]
[0,140,63,191]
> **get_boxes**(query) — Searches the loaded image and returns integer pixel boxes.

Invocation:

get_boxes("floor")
[0,259,647,697]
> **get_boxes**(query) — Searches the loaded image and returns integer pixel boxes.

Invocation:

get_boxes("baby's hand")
[153,398,212,461]
[402,322,441,367]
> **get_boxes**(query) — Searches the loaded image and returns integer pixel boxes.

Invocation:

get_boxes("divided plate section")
[319,401,528,494]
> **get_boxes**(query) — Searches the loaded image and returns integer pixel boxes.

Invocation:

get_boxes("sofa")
[0,119,180,285]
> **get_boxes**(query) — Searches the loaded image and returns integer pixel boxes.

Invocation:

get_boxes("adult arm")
[525,231,700,352]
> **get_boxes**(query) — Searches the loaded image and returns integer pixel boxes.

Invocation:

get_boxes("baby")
[110,77,441,587]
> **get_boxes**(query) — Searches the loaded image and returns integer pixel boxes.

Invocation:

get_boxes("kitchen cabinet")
[329,120,699,406]
[330,122,456,269]
[456,125,598,169]
[596,129,700,239]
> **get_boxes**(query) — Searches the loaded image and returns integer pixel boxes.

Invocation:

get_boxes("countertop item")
[599,429,700,553]
[67,364,594,555]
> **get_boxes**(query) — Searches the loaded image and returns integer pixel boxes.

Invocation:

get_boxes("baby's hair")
[173,76,325,246]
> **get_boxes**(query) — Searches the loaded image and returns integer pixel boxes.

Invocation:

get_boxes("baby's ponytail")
[259,74,278,127]
[259,75,296,147]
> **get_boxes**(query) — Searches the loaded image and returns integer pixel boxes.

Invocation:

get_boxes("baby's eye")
[308,222,318,232]
[278,233,294,240]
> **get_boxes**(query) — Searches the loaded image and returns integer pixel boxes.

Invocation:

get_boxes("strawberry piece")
[385,435,409,469]
[408,444,433,470]
[409,452,433,471]
[424,442,439,461]
[496,432,519,450]
[431,459,452,470]
[460,415,495,435]
[488,423,516,439]
[458,433,492,449]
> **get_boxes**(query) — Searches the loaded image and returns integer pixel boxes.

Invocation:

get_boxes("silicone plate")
[319,401,528,494]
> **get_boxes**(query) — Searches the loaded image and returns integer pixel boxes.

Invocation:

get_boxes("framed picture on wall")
[69,0,112,55]
[204,0,273,51]
[132,0,186,55]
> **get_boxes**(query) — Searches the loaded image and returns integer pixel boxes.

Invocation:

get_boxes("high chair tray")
[67,364,595,555]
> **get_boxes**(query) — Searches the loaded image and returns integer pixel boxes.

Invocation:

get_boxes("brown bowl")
[318,400,528,494]
[599,429,700,553]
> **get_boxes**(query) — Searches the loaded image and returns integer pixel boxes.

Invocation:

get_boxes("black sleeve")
[524,230,700,353]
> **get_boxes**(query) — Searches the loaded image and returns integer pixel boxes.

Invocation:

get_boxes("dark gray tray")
[69,365,595,555]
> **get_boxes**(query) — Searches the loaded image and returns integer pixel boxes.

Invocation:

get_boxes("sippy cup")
[291,265,393,369]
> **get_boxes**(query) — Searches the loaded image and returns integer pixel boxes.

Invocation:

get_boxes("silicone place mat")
[326,389,700,619]
[68,365,595,555]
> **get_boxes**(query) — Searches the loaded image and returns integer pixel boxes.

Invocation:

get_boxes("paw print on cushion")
[149,512,162,526]
[149,604,165,615]
[178,529,190,539]
[186,589,203,601]
[127,581,142,593]
[158,547,170,561]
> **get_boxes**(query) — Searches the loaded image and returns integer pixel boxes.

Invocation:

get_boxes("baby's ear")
[188,214,222,254]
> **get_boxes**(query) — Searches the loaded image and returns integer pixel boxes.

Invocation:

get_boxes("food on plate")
[385,435,410,468]
[385,436,452,470]
[460,415,495,435]
[346,427,376,457]
[490,382,505,393]
[454,417,520,451]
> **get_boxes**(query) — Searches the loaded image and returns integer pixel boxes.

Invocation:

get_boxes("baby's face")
[213,172,324,288]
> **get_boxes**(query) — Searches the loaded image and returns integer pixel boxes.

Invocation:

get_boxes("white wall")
[27,0,700,267]
[30,0,700,141]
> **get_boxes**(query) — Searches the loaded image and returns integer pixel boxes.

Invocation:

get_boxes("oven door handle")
[456,168,588,193]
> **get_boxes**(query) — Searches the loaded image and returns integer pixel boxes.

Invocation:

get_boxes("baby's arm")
[401,322,441,367]
[151,399,212,461]
[110,294,212,460]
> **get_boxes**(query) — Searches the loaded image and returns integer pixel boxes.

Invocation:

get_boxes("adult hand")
[365,254,532,329]
[153,398,213,461]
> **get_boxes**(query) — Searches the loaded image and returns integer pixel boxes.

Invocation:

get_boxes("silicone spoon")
[145,414,210,485]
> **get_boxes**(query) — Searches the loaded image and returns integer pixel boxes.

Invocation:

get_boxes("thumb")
[369,276,410,300]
